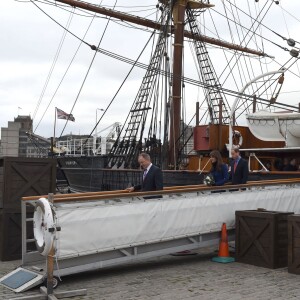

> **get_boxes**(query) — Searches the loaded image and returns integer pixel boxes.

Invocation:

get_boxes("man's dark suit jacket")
[134,165,163,193]
[230,158,249,185]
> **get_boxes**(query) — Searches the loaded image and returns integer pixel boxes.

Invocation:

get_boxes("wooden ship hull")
[59,123,300,192]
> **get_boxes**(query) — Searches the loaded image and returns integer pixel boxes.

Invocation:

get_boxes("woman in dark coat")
[209,150,229,186]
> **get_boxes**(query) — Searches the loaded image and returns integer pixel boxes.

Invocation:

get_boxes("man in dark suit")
[283,158,298,171]
[126,153,163,195]
[230,148,249,185]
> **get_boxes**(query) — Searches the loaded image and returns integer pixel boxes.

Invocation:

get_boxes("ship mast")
[169,0,214,167]
[53,0,266,168]
[54,0,266,56]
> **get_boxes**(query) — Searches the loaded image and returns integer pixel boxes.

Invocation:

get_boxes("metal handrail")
[21,178,300,203]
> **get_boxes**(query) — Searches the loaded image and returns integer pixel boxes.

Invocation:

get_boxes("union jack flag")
[56,108,75,122]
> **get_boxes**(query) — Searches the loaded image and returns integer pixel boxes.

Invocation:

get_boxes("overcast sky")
[1,0,300,139]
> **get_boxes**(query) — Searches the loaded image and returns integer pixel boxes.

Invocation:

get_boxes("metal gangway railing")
[2,179,300,293]
[56,137,95,156]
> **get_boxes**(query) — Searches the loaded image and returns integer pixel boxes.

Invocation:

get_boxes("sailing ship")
[28,0,300,192]
[3,3,300,292]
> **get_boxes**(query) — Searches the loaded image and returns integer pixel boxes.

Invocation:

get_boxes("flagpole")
[54,107,57,140]
[52,107,57,156]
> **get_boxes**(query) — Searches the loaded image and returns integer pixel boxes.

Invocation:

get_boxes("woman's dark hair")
[210,150,223,172]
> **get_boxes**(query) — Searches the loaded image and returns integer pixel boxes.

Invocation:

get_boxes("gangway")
[1,179,300,294]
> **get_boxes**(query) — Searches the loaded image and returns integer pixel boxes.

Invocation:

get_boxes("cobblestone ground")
[1,247,300,300]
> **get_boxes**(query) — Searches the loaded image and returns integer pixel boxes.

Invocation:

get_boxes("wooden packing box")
[235,210,294,269]
[288,214,300,274]
[0,208,35,261]
[0,157,56,210]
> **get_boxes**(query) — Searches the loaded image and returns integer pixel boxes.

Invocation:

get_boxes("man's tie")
[143,169,148,180]
[234,160,238,173]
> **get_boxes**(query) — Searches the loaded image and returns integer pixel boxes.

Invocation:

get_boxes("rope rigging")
[34,1,101,133]
[59,0,119,138]
[32,0,158,17]
[31,4,74,125]
[79,31,157,154]
[191,0,290,121]
[230,0,264,110]
[29,0,299,122]
[210,2,290,56]
[279,2,300,79]
[25,0,300,163]
[79,45,299,112]
[217,0,275,86]
[107,5,173,169]
[186,7,230,124]
[224,0,300,49]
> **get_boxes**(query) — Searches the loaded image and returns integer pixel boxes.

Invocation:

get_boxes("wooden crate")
[288,214,300,274]
[0,209,34,261]
[0,157,56,210]
[235,210,294,269]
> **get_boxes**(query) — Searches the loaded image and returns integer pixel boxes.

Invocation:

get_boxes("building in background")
[0,117,193,159]
[0,115,50,157]
[0,115,103,158]
[1,117,24,157]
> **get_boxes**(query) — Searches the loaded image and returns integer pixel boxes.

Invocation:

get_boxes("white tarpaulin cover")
[55,185,300,259]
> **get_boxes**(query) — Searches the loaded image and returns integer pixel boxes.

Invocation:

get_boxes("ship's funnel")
[246,110,300,147]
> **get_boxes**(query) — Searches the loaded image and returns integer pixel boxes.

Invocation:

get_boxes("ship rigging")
[17,0,300,191]
[29,0,299,167]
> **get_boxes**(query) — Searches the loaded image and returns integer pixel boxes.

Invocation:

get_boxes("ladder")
[108,31,167,168]
[186,8,230,124]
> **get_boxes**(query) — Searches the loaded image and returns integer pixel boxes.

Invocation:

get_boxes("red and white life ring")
[33,198,55,256]
[233,130,243,148]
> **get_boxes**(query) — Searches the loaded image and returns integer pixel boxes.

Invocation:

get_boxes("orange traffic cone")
[212,223,235,263]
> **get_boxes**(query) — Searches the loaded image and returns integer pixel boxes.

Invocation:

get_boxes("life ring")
[232,130,243,148]
[33,198,55,256]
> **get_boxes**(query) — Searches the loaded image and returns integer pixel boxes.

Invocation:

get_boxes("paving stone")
[1,247,300,299]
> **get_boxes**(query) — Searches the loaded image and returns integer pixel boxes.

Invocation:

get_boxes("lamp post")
[228,69,286,157]
[94,108,104,154]
[96,108,104,137]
